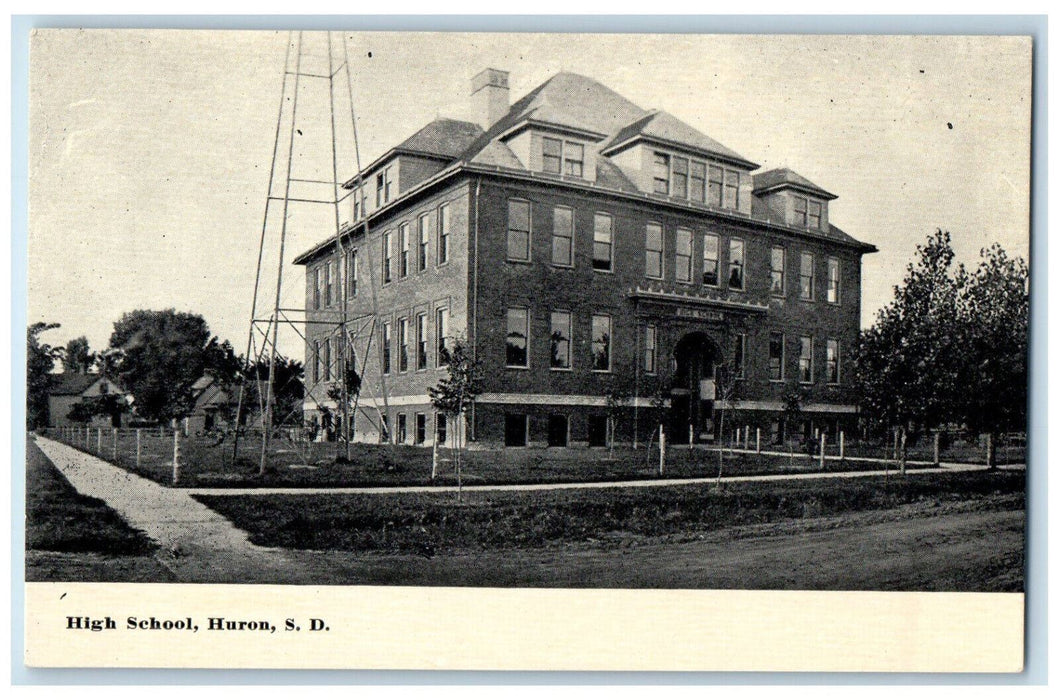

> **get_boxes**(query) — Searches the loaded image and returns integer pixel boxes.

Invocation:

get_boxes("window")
[644,324,657,374]
[414,413,426,445]
[323,337,332,381]
[508,199,531,262]
[800,252,815,301]
[312,267,322,310]
[438,203,451,264]
[728,238,745,290]
[436,413,447,444]
[826,339,840,384]
[313,340,321,383]
[592,213,613,271]
[383,166,393,203]
[505,413,528,447]
[645,223,664,279]
[723,168,740,209]
[416,313,428,370]
[382,323,391,374]
[542,137,562,174]
[827,257,841,303]
[396,413,407,444]
[675,229,693,283]
[809,200,823,229]
[550,311,571,370]
[592,314,611,372]
[769,332,785,381]
[733,333,746,379]
[690,161,706,203]
[325,260,334,306]
[770,247,786,296]
[708,165,724,207]
[588,415,608,448]
[564,142,584,178]
[382,231,392,284]
[375,172,385,207]
[672,157,689,199]
[547,415,569,447]
[398,223,410,278]
[552,206,574,267]
[398,317,409,373]
[506,307,529,368]
[435,307,449,366]
[352,188,361,220]
[653,152,670,194]
[417,213,430,272]
[794,197,807,226]
[799,336,813,383]
[701,232,718,286]
[346,250,357,298]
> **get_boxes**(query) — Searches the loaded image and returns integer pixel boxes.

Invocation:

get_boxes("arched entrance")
[671,332,720,444]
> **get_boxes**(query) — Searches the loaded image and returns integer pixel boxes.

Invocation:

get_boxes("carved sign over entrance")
[674,307,725,322]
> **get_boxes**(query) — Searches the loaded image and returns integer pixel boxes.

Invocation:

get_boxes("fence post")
[743,425,749,450]
[160,424,164,438]
[136,429,142,469]
[839,431,845,460]
[934,431,941,467]
[688,423,693,446]
[431,419,439,481]
[756,428,761,453]
[659,425,666,476]
[112,428,117,460]
[819,433,826,469]
[734,428,740,448]
[84,426,89,449]
[172,429,181,485]
[96,428,102,453]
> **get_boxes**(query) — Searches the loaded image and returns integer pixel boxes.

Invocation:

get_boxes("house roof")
[601,110,758,168]
[752,167,838,200]
[48,372,102,396]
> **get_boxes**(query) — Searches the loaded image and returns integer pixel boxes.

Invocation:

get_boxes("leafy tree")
[326,363,362,452]
[108,309,217,423]
[853,230,964,471]
[67,393,129,426]
[782,386,804,467]
[955,244,1029,466]
[428,339,484,501]
[62,336,96,374]
[243,356,306,427]
[27,322,61,429]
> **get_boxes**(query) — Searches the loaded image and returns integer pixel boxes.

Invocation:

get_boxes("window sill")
[551,263,575,270]
[506,258,533,265]
[505,365,530,371]
[550,366,573,372]
[591,369,613,374]
[592,266,614,274]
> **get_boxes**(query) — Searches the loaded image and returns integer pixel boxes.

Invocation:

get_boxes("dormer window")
[652,152,670,194]
[794,195,823,229]
[542,137,586,178]
[375,166,394,207]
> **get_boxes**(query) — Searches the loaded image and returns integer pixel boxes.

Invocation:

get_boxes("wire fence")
[44,423,1024,490]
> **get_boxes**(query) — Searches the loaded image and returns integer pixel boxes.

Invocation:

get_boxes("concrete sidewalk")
[33,435,299,583]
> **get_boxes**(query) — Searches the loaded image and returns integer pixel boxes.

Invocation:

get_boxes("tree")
[955,244,1029,467]
[428,339,484,501]
[243,356,306,427]
[713,360,742,486]
[326,364,362,453]
[67,393,129,426]
[108,309,217,423]
[603,374,632,459]
[782,386,804,468]
[62,336,96,374]
[853,230,964,472]
[27,322,61,429]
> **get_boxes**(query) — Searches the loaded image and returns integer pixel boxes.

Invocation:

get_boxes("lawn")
[195,469,1024,556]
[49,427,944,489]
[25,440,156,556]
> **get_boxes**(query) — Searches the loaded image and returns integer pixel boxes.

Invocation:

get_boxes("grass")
[195,469,1024,555]
[49,427,955,489]
[25,440,156,556]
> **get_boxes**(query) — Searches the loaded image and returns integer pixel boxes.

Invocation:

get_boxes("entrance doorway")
[671,332,720,443]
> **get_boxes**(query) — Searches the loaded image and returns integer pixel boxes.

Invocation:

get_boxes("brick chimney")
[471,68,509,129]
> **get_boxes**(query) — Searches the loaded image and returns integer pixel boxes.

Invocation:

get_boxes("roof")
[752,168,838,200]
[48,373,102,396]
[601,110,758,168]
[344,118,484,187]
[397,118,484,159]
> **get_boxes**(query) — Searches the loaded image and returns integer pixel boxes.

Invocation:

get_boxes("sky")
[27,30,1032,360]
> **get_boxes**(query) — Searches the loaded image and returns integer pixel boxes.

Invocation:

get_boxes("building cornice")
[628,286,769,314]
